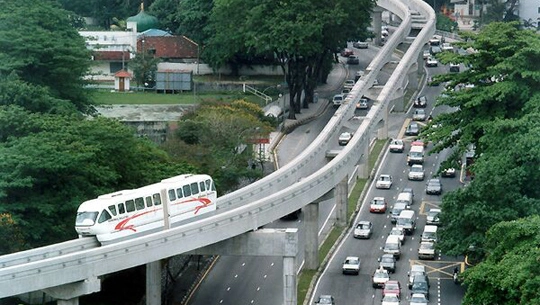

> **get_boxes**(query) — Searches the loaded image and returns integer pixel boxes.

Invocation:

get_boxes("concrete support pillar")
[146,261,161,305]
[335,175,348,227]
[304,201,319,270]
[283,228,298,305]
[373,8,383,46]
[57,299,78,305]
[358,142,370,179]
[378,104,389,139]
[408,62,419,89]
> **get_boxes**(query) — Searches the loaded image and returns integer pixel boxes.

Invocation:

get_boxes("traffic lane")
[311,133,454,304]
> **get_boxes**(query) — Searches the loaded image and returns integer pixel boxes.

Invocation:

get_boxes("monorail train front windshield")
[76,211,99,226]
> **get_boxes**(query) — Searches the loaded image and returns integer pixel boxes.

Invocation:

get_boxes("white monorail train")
[75,174,217,243]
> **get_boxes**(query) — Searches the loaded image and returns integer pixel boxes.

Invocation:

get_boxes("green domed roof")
[127,4,159,32]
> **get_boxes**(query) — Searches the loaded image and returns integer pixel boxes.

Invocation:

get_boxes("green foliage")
[58,0,145,29]
[129,50,161,88]
[436,13,458,32]
[461,216,540,305]
[0,106,192,250]
[0,0,94,114]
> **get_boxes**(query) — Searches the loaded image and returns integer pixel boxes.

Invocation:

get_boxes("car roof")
[429,208,441,213]
[345,256,360,260]
[358,220,371,225]
[411,264,426,271]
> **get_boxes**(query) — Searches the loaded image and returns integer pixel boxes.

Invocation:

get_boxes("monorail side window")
[135,197,145,210]
[98,210,112,223]
[199,181,206,192]
[145,196,153,207]
[118,203,125,214]
[126,199,135,212]
[108,205,117,216]
[168,189,176,201]
[176,188,184,199]
[190,182,199,195]
[183,184,192,197]
[205,179,211,190]
[153,193,162,205]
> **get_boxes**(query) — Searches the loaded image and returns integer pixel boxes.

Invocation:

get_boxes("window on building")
[110,62,125,74]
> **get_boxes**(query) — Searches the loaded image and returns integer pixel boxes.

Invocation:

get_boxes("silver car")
[353,221,373,239]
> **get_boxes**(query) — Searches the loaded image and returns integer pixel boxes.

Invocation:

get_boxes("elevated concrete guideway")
[0,1,435,304]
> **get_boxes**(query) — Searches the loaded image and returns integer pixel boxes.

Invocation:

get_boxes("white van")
[407,145,424,166]
[421,225,438,243]
[396,210,416,235]
[383,235,402,259]
[396,192,413,206]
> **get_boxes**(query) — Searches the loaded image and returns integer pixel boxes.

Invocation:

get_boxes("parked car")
[389,226,405,244]
[426,208,441,225]
[370,196,388,213]
[383,280,401,297]
[338,132,353,146]
[418,241,436,260]
[405,122,420,136]
[378,254,397,273]
[410,293,429,305]
[412,109,427,121]
[425,178,442,195]
[429,45,442,55]
[413,96,427,108]
[340,48,354,57]
[315,295,335,305]
[353,220,373,239]
[346,55,360,65]
[449,63,460,72]
[376,174,393,189]
[341,88,350,97]
[426,56,438,67]
[441,42,454,52]
[372,267,390,288]
[408,164,425,181]
[353,41,369,49]
[343,79,356,89]
[389,139,404,153]
[408,265,426,289]
[332,94,344,107]
[356,98,369,109]
[422,49,431,59]
[342,256,361,275]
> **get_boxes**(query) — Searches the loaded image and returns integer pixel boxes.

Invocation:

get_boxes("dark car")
[378,254,397,273]
[346,55,360,65]
[405,122,420,136]
[340,48,354,57]
[425,178,442,195]
[413,96,427,108]
[410,275,430,300]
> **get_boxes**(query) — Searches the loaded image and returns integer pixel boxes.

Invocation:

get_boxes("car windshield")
[345,258,359,264]
[75,211,99,226]
[411,167,422,172]
[390,228,403,235]
[358,223,370,229]
[411,295,426,302]
[381,257,393,263]
[420,243,434,250]
[427,211,439,217]
[374,271,388,278]
[383,295,399,302]
[412,282,428,290]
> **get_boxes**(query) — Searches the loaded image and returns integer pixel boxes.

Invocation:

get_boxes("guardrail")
[0,0,435,298]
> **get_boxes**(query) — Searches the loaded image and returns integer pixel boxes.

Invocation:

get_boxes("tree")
[130,49,161,89]
[58,0,149,29]
[461,216,540,305]
[0,106,194,251]
[162,100,273,191]
[0,0,94,113]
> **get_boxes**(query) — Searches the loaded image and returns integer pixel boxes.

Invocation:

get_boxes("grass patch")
[296,138,387,304]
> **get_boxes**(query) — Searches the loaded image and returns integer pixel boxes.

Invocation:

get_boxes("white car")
[342,256,361,275]
[412,109,427,121]
[354,220,373,239]
[356,98,369,109]
[343,79,355,89]
[422,49,431,60]
[338,132,353,146]
[389,226,405,245]
[426,57,438,67]
[381,293,400,305]
[332,94,344,106]
[418,242,436,260]
[408,164,425,181]
[441,42,454,51]
[372,267,390,288]
[410,293,429,305]
[376,174,393,189]
[389,139,404,153]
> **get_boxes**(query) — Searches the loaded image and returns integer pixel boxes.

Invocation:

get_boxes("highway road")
[186,43,467,305]
[309,57,467,305]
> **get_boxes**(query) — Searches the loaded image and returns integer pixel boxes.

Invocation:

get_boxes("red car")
[383,280,401,298]
[369,197,387,213]
[340,48,354,57]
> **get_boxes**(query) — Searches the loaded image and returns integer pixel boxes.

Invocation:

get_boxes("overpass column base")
[304,201,319,270]
[358,143,370,179]
[335,175,348,227]
[146,261,161,305]
[283,255,297,305]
